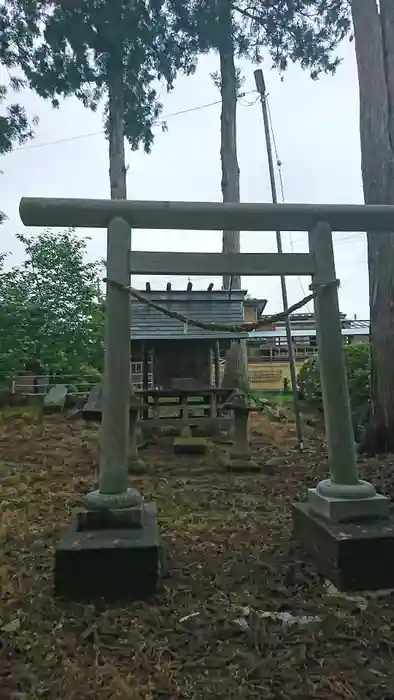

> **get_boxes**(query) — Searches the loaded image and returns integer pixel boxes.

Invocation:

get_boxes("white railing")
[6,374,98,397]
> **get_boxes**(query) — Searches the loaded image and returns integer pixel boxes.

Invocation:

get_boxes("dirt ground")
[1,409,394,700]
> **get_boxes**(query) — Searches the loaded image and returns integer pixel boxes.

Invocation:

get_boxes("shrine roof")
[130,288,248,341]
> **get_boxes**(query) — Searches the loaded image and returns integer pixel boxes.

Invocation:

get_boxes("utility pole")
[254,68,304,450]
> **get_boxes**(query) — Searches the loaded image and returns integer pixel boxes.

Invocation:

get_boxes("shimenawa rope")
[103,278,340,334]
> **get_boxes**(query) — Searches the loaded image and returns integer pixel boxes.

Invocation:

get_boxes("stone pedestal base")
[308,486,390,522]
[173,437,208,454]
[43,404,64,415]
[77,503,143,530]
[54,501,160,601]
[226,456,261,473]
[292,502,394,591]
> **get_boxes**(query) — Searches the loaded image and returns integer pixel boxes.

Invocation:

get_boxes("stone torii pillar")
[85,218,143,510]
[305,222,388,519]
[292,221,390,591]
[54,217,159,600]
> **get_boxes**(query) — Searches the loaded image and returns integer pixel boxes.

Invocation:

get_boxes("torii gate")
[19,197,394,597]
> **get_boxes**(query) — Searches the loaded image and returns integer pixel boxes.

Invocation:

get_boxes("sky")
[1,37,369,319]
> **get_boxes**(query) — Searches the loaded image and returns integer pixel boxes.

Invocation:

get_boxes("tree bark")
[352,0,394,454]
[218,0,240,292]
[217,1,249,393]
[380,0,394,147]
[108,64,127,200]
[221,339,249,392]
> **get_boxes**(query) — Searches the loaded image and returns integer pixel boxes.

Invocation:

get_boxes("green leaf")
[0,229,105,380]
[298,342,371,433]
[19,0,201,154]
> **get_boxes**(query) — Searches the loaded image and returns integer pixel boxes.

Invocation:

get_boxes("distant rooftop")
[249,320,370,340]
[342,319,370,329]
[243,297,268,315]
[130,287,248,341]
[269,311,347,326]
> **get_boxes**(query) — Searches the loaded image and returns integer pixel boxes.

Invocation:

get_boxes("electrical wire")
[9,90,258,154]
[265,100,367,251]
[290,232,366,247]
[261,100,367,306]
[5,83,367,298]
[5,84,370,248]
[239,95,260,107]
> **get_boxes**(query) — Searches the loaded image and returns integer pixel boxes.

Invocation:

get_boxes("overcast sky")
[1,37,368,319]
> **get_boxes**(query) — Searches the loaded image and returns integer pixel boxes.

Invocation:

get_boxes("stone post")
[231,408,250,459]
[226,392,259,472]
[307,221,389,521]
[128,404,147,473]
[84,217,142,519]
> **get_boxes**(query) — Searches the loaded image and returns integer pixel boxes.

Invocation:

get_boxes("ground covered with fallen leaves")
[1,407,394,700]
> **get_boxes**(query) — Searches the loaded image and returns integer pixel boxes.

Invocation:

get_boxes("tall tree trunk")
[108,65,127,200]
[352,0,394,453]
[221,338,249,392]
[219,0,240,292]
[218,0,248,393]
[380,0,394,147]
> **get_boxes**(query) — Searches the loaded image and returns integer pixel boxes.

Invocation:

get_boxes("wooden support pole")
[180,394,189,424]
[19,197,394,232]
[306,221,389,521]
[209,346,214,388]
[254,67,303,451]
[209,393,216,419]
[214,341,220,389]
[142,342,149,421]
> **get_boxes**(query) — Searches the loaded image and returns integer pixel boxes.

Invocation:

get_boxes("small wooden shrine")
[130,283,248,391]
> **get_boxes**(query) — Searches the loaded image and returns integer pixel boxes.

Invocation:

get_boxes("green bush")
[297,343,370,431]
[76,364,102,391]
[68,365,102,394]
[51,364,102,395]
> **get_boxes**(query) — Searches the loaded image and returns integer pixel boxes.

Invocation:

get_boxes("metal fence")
[1,358,276,397]
[2,366,154,397]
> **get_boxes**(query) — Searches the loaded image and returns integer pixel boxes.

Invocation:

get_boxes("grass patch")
[0,402,43,421]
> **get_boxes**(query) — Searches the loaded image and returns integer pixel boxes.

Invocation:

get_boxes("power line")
[9,90,258,154]
[264,101,366,269]
[5,81,367,277]
[6,86,369,251]
[290,232,366,247]
[264,98,368,252]
[11,130,103,152]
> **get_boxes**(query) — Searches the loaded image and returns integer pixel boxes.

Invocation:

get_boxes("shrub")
[51,364,102,395]
[76,364,102,392]
[297,343,370,432]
